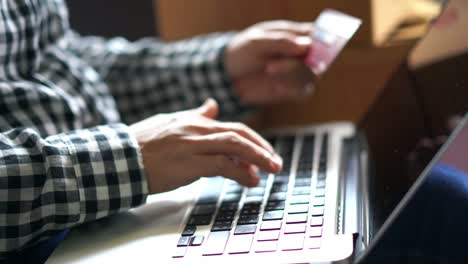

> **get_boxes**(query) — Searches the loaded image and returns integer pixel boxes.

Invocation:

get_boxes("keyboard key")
[294,178,312,187]
[287,204,309,214]
[313,197,325,206]
[263,210,284,221]
[310,216,324,227]
[280,233,304,251]
[211,221,233,231]
[284,223,306,234]
[226,185,243,194]
[306,237,321,249]
[191,204,216,216]
[243,202,261,209]
[295,171,312,178]
[197,177,224,204]
[317,172,326,180]
[190,235,204,246]
[286,213,308,224]
[244,196,264,204]
[228,234,254,254]
[273,176,290,184]
[270,183,288,193]
[240,206,260,215]
[215,211,236,222]
[265,201,286,211]
[254,240,278,253]
[316,180,326,188]
[177,236,190,247]
[202,231,230,256]
[315,188,326,197]
[238,214,259,225]
[290,195,310,205]
[258,170,269,177]
[309,227,322,237]
[219,202,238,212]
[260,220,282,231]
[268,192,287,202]
[246,187,265,197]
[311,206,325,216]
[187,215,212,226]
[222,193,242,203]
[182,225,196,236]
[172,246,187,258]
[227,180,239,186]
[257,230,280,241]
[234,224,257,235]
[258,178,268,187]
[293,187,311,195]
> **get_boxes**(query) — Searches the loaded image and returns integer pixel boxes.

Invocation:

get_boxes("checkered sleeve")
[66,32,251,123]
[0,124,147,255]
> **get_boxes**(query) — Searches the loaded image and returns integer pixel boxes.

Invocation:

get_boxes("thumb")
[196,98,219,119]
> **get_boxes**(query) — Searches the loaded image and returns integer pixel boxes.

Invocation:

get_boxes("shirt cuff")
[58,124,148,223]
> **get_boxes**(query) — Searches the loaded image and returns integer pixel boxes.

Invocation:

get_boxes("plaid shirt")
[0,0,246,256]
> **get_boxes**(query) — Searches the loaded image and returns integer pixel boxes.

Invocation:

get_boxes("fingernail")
[295,36,312,46]
[270,154,283,169]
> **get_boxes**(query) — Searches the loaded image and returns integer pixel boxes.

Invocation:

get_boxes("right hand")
[129,98,283,194]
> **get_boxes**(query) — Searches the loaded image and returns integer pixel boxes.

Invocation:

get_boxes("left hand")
[225,20,317,105]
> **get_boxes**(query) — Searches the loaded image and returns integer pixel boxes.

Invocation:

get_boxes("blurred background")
[66,0,443,129]
[66,0,157,39]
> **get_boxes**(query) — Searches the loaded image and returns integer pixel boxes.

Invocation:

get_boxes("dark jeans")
[1,229,69,264]
[360,164,468,264]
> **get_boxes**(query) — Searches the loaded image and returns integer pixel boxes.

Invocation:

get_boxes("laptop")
[47,1,468,263]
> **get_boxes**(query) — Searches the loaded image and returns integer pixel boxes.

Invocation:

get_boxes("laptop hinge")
[338,133,370,259]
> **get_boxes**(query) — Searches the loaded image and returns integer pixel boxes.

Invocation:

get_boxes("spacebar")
[202,231,230,256]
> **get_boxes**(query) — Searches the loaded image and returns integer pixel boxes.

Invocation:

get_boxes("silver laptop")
[48,0,468,263]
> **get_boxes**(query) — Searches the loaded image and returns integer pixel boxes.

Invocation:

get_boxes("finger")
[253,32,311,57]
[181,98,219,119]
[193,156,259,187]
[188,132,283,173]
[258,21,314,35]
[193,98,219,119]
[195,121,275,154]
[178,117,275,154]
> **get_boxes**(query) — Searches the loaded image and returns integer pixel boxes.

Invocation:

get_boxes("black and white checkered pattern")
[0,0,247,256]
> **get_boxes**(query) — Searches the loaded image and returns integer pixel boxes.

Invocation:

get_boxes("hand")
[129,98,283,194]
[225,20,317,105]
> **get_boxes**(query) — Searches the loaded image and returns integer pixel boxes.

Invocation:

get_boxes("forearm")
[67,32,251,123]
[0,124,147,256]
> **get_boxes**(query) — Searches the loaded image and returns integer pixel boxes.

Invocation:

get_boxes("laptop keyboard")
[173,133,329,258]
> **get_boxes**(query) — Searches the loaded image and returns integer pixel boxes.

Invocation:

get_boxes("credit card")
[304,9,362,75]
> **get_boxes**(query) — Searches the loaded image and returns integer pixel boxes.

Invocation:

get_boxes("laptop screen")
[359,0,468,237]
